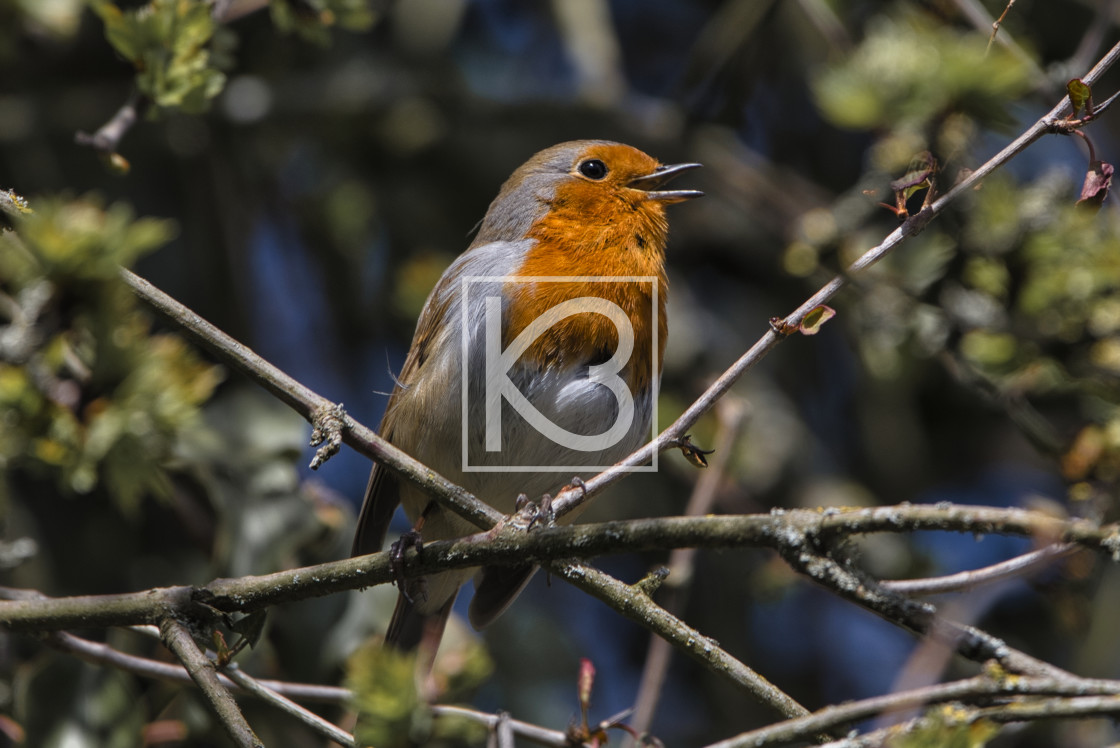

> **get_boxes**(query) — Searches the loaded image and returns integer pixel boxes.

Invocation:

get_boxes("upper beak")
[629,162,703,204]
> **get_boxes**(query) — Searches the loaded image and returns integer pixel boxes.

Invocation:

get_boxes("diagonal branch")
[222,664,353,746]
[547,39,1120,521]
[159,617,262,748]
[121,268,503,532]
[549,559,812,723]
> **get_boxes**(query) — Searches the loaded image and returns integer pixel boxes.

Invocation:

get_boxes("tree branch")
[707,672,1120,748]
[3,506,1115,632]
[116,40,1120,549]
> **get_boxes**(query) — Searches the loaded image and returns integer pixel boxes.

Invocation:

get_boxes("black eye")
[578,159,608,180]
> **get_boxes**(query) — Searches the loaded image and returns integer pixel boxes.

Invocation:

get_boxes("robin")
[352,140,701,653]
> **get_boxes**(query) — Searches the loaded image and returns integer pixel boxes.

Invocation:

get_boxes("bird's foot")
[389,529,426,603]
[527,493,555,532]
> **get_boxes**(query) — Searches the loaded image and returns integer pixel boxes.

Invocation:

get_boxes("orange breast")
[502,178,670,392]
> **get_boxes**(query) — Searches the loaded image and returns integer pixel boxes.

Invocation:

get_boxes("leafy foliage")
[888,705,999,748]
[0,196,221,511]
[347,637,491,748]
[814,10,1031,172]
[89,0,227,114]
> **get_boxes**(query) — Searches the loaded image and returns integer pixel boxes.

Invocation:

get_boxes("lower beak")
[629,162,703,203]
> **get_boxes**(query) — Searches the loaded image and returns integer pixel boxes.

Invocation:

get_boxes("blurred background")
[3,0,1120,745]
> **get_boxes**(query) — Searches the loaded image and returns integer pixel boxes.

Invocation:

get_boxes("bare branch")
[707,673,1120,748]
[882,543,1080,595]
[38,627,349,704]
[36,623,573,747]
[2,506,1116,631]
[774,538,1077,681]
[431,705,572,747]
[550,559,812,723]
[222,664,353,747]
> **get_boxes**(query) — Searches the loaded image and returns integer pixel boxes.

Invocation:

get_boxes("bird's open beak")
[629,162,703,204]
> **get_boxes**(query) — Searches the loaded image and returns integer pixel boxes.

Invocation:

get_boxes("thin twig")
[432,705,571,747]
[38,622,574,747]
[705,673,1120,748]
[951,0,1045,89]
[987,0,1017,52]
[629,398,748,740]
[882,543,1079,595]
[222,664,354,747]
[159,617,263,748]
[74,91,147,159]
[39,628,349,703]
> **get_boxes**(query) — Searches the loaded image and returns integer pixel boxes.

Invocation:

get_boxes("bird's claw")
[528,493,555,531]
[511,493,556,532]
[389,529,425,603]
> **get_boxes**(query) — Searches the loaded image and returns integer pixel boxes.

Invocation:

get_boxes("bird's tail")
[385,589,458,655]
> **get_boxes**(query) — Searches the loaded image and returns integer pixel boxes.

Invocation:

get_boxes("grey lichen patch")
[1102,531,1120,562]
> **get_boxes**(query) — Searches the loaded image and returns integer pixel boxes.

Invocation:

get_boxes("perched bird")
[352,140,701,652]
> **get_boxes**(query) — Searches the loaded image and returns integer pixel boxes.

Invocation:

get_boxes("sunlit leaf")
[1067,78,1092,116]
[800,305,836,335]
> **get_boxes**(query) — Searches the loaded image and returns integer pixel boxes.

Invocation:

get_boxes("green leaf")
[347,642,425,748]
[1067,78,1092,116]
[800,305,836,335]
[2,196,220,506]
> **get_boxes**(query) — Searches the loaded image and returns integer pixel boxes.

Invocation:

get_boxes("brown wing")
[350,281,452,557]
[350,453,400,556]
